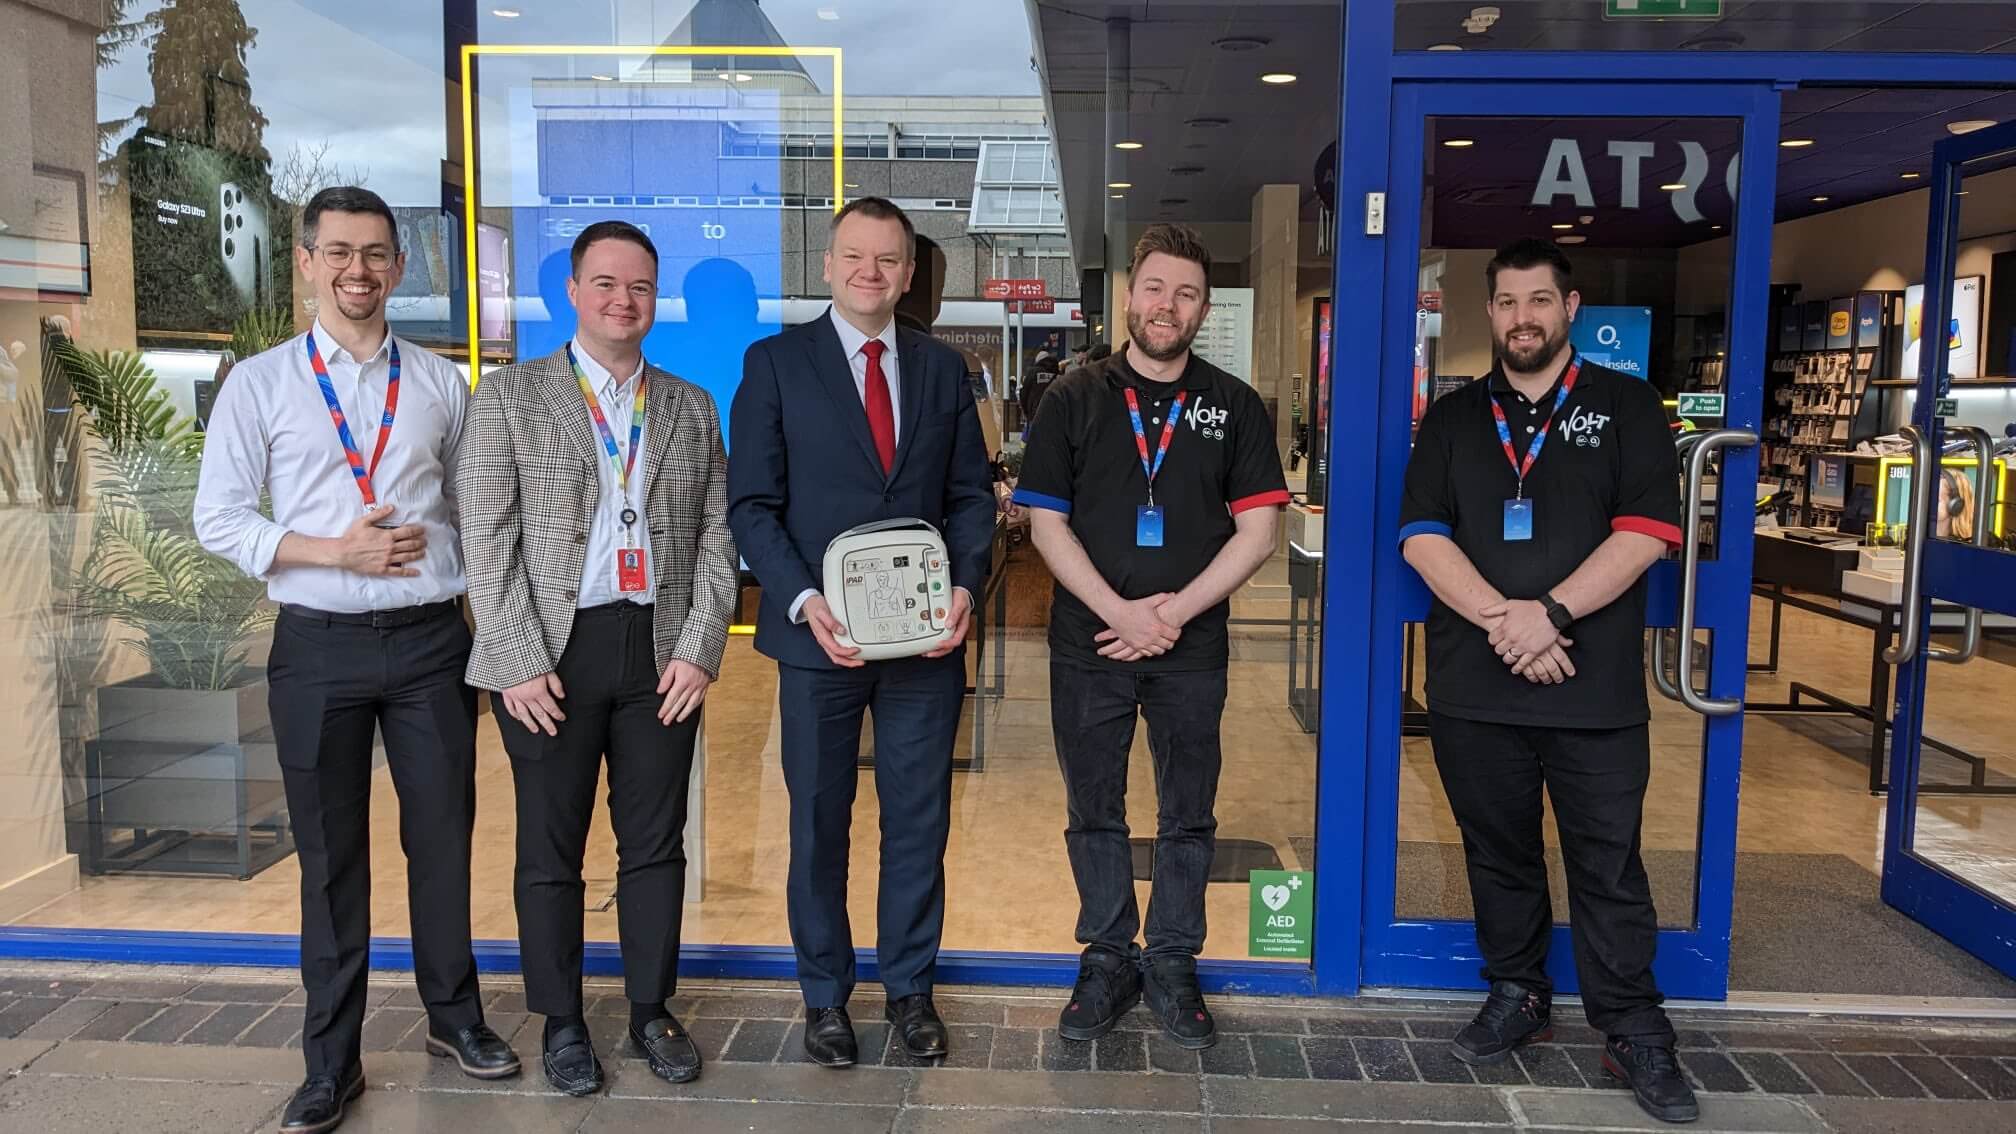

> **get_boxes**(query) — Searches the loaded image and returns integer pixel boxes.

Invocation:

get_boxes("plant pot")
[95,669,270,748]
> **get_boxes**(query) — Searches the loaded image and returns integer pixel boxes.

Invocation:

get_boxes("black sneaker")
[1140,953,1215,1050]
[1602,1036,1701,1124]
[1057,946,1141,1042]
[1450,980,1553,1066]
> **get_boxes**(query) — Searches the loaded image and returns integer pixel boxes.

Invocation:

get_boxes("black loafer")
[629,1015,703,1083]
[802,1006,857,1068]
[886,993,948,1060]
[541,1023,604,1097]
[279,1066,365,1134]
[426,1022,522,1079]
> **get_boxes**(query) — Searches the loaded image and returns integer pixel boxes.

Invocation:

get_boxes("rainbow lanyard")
[1490,355,1581,500]
[307,332,400,507]
[1123,387,1186,507]
[568,345,647,514]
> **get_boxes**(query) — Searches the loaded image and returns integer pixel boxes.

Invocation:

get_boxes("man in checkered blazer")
[459,221,736,1098]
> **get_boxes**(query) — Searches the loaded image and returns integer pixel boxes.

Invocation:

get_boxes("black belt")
[577,599,654,617]
[280,599,461,628]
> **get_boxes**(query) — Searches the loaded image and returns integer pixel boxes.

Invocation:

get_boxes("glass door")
[1362,81,1780,998]
[1879,119,2016,980]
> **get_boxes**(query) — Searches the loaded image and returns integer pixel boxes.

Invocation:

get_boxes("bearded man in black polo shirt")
[1399,239,1694,1124]
[1013,224,1288,1052]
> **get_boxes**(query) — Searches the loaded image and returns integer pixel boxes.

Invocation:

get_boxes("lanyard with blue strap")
[1123,385,1185,547]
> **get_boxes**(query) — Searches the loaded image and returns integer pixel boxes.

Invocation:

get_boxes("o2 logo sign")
[1532,139,1738,225]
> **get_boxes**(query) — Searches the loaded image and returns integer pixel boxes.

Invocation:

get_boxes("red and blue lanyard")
[1123,386,1185,506]
[307,332,399,507]
[1490,355,1581,500]
[568,345,647,535]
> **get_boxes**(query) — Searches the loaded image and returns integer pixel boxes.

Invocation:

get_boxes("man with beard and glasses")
[1012,223,1288,1051]
[1398,238,1693,1124]
[196,186,517,1134]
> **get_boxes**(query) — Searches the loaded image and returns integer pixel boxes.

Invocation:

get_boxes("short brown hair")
[571,220,658,279]
[1129,223,1211,298]
[830,196,915,260]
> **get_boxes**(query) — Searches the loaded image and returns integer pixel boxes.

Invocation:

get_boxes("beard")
[1493,320,1570,375]
[1127,305,1204,363]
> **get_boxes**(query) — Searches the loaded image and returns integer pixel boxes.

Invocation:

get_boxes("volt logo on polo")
[1558,405,1612,448]
[1185,398,1228,440]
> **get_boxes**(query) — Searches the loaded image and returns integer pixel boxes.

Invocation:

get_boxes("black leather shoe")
[1602,1036,1700,1124]
[541,1023,605,1097]
[1141,953,1216,1050]
[279,1066,365,1134]
[425,1022,522,1080]
[1451,980,1553,1067]
[886,993,948,1060]
[1058,946,1141,1042]
[802,1006,858,1067]
[629,1015,703,1084]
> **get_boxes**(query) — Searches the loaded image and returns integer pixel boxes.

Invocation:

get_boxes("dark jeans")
[777,654,964,1009]
[1427,712,1673,1041]
[494,602,699,1018]
[1051,659,1227,959]
[267,602,484,1079]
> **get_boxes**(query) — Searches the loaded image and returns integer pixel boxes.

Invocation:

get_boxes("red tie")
[862,339,896,474]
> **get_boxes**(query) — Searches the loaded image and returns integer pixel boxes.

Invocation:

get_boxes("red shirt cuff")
[1230,489,1292,516]
[1613,515,1683,549]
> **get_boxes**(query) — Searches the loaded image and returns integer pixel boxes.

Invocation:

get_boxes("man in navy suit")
[728,197,995,1067]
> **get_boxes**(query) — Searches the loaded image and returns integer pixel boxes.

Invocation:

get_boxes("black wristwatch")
[1541,593,1575,633]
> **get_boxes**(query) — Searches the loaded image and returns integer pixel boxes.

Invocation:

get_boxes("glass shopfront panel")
[1395,1,2016,55]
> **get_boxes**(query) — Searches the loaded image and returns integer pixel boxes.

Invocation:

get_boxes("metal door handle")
[1651,432,1710,704]
[1884,426,1939,665]
[1934,426,1995,664]
[1676,429,1756,717]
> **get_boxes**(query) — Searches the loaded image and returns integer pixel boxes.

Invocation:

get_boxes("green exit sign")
[1677,393,1726,418]
[1935,397,1959,418]
[1606,0,1724,17]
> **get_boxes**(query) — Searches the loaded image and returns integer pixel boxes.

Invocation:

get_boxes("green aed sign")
[1249,870,1312,958]
[1676,392,1726,418]
[1606,0,1723,17]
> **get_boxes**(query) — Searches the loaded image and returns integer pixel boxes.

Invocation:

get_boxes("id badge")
[1136,505,1165,548]
[616,547,648,592]
[1502,498,1534,542]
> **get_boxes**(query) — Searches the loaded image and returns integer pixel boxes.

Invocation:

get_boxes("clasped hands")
[1481,598,1576,686]
[1093,593,1187,663]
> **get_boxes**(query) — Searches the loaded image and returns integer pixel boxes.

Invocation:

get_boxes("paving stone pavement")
[1,962,2013,1131]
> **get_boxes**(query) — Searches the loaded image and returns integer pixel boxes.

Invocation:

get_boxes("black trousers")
[1051,659,1227,959]
[494,602,698,1019]
[267,602,483,1079]
[776,655,963,1009]
[1427,712,1673,1041]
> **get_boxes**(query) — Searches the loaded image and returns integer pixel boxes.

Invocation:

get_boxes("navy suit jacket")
[728,309,996,670]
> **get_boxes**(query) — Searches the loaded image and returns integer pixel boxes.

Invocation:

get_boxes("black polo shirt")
[1013,348,1289,672]
[1399,354,1682,729]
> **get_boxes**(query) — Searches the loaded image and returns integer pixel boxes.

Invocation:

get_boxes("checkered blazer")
[458,347,737,692]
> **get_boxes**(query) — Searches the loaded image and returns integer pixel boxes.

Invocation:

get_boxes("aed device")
[822,519,957,660]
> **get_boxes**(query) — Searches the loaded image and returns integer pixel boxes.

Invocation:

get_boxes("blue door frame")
[1878,117,2016,981]
[1355,80,1779,999]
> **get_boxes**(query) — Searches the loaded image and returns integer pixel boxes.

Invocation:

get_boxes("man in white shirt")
[458,221,736,1097]
[195,187,518,1134]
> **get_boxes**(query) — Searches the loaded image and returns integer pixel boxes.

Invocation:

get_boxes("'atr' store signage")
[1533,139,1740,224]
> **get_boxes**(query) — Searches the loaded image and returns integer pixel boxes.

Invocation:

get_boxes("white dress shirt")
[570,341,654,608]
[195,320,469,612]
[790,307,902,624]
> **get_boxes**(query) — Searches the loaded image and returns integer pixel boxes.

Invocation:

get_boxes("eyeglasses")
[307,243,399,271]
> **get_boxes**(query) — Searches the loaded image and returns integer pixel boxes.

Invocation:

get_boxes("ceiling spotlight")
[1947,119,1997,135]
[1214,36,1270,52]
[1780,138,1815,148]
[817,6,840,19]
[1260,72,1298,85]
[1712,224,1724,231]
[1578,215,1594,225]
[1428,43,1464,52]
[1811,195,1830,203]
[731,72,753,82]
[1558,235,1587,245]
[1442,138,1476,148]
[590,73,616,82]
[1661,183,1689,191]
[1902,171,1922,180]
[1169,165,1205,176]
[1107,181,1132,189]
[491,7,520,16]
[1114,141,1144,150]
[1552,223,1574,231]
[1109,194,1125,199]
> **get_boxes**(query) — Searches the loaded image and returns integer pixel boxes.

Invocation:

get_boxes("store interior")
[2,0,2012,1002]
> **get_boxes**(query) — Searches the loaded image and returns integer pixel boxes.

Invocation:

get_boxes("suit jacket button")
[575,533,587,543]
[884,493,895,503]
[564,589,577,600]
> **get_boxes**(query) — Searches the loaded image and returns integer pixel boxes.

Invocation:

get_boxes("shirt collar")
[828,304,897,363]
[568,338,644,401]
[311,319,393,366]
[1109,342,1211,395]
[1487,349,1578,400]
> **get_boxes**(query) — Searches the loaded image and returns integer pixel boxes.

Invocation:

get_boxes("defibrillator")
[821,519,957,660]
